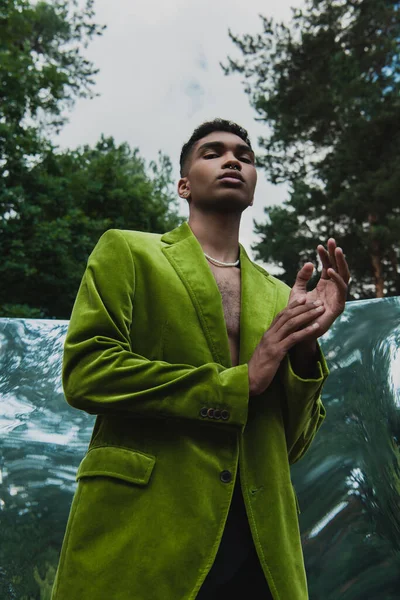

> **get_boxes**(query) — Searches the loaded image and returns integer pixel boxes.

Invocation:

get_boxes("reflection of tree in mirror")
[0,320,94,431]
[0,320,93,598]
[293,299,400,599]
[0,501,60,598]
[33,563,57,600]
[0,321,64,410]
[1,300,400,597]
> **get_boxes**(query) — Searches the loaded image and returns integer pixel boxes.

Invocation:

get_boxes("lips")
[218,171,245,183]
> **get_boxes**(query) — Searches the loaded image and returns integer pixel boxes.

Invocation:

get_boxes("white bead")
[204,252,240,267]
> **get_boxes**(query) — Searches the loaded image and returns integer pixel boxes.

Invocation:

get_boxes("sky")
[56,0,304,261]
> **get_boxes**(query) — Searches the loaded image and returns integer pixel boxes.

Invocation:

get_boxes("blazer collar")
[161,222,278,368]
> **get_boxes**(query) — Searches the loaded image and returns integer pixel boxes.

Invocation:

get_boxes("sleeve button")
[200,407,208,418]
[213,409,221,420]
[221,410,230,420]
[207,408,214,419]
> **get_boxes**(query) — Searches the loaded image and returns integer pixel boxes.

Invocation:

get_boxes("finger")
[275,299,308,329]
[276,303,326,340]
[317,245,331,279]
[327,238,338,272]
[272,300,323,332]
[292,263,314,292]
[287,296,307,309]
[283,320,321,351]
[327,267,347,302]
[334,247,351,284]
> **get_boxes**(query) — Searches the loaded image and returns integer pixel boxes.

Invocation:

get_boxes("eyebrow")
[196,141,254,157]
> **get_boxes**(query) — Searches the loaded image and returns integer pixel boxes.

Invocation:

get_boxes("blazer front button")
[220,470,232,484]
[221,410,230,420]
[200,407,208,418]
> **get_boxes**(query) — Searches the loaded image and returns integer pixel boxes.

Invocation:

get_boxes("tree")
[0,0,104,318]
[0,0,105,216]
[0,1,183,319]
[0,137,182,319]
[223,0,400,298]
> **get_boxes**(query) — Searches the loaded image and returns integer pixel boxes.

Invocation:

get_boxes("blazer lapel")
[162,222,232,368]
[238,245,278,365]
[161,222,279,369]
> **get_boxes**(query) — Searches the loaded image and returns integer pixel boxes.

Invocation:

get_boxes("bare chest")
[209,264,241,364]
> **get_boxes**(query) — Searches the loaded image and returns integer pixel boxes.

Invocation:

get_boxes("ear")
[178,177,191,200]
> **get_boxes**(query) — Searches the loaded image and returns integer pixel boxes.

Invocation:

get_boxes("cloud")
[195,50,208,71]
[184,79,206,117]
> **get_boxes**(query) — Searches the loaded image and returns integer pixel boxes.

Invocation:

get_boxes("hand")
[248,299,326,396]
[289,239,350,338]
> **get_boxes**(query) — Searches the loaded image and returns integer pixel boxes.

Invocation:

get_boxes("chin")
[197,193,252,214]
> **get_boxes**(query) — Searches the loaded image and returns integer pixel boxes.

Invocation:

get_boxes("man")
[51,119,350,600]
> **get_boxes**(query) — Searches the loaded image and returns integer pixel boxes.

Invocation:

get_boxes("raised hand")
[247,298,327,396]
[289,238,350,337]
[248,239,350,396]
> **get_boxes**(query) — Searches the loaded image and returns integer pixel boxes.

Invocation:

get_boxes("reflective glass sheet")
[0,297,399,598]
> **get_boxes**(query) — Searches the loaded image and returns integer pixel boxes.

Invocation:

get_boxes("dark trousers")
[196,473,273,599]
[196,544,273,599]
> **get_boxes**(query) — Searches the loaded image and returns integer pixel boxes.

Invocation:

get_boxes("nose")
[222,153,242,171]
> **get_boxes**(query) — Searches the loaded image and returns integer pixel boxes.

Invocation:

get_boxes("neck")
[188,209,241,263]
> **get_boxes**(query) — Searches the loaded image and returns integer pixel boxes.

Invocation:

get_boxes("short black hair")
[179,118,252,176]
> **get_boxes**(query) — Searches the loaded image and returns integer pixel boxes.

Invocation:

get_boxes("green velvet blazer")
[51,221,328,600]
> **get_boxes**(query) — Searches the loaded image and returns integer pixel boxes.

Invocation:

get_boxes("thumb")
[293,262,314,292]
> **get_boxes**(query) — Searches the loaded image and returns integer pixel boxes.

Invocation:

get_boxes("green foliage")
[0,303,47,318]
[0,0,104,193]
[0,137,182,319]
[291,300,400,598]
[0,493,65,599]
[224,0,400,298]
[0,1,183,319]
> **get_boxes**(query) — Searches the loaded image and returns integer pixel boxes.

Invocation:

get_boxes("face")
[178,131,257,213]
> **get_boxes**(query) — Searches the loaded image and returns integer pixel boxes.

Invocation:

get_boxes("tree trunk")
[369,217,385,298]
[389,247,400,295]
[370,245,384,298]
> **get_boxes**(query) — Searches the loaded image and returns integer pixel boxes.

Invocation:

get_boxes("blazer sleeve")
[280,347,329,465]
[62,229,249,428]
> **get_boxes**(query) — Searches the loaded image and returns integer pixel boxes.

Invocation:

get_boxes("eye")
[204,152,219,159]
[240,156,253,164]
